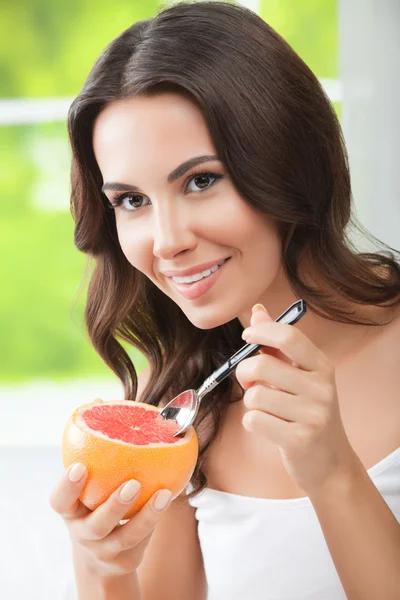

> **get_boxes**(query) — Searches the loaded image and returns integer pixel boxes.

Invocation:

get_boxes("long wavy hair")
[68,0,400,499]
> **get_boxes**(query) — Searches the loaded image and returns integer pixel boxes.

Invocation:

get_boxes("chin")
[183,307,236,331]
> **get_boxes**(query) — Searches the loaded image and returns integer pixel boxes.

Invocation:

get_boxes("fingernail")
[242,328,251,340]
[153,490,172,512]
[252,303,266,314]
[68,463,86,483]
[119,480,141,503]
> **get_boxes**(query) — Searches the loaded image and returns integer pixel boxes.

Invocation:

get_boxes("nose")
[152,200,197,259]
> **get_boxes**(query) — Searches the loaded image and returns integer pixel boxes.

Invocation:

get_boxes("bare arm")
[73,552,142,600]
[138,494,207,600]
[309,453,400,600]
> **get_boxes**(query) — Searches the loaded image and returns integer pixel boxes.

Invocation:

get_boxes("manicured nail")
[252,303,266,314]
[153,490,172,511]
[242,328,251,340]
[119,480,141,503]
[68,463,86,483]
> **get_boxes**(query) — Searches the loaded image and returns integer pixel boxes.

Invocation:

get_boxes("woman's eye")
[186,173,221,193]
[112,194,150,213]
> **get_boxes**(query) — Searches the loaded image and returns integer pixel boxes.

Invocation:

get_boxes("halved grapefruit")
[62,400,198,519]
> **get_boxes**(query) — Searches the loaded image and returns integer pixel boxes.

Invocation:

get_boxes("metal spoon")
[160,299,307,437]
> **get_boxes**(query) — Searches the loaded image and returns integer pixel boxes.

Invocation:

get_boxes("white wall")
[339,0,400,251]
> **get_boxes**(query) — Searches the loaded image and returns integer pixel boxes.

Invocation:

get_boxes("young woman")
[50,2,400,598]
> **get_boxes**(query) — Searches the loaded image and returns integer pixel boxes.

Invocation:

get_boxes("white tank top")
[187,447,400,600]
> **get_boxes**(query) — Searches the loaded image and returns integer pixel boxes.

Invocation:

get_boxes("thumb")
[250,303,274,326]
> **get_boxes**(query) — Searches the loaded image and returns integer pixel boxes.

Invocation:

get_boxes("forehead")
[93,93,215,171]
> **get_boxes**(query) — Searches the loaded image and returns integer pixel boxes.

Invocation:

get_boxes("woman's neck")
[237,265,396,367]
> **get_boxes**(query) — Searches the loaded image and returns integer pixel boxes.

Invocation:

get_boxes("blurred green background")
[0,0,338,383]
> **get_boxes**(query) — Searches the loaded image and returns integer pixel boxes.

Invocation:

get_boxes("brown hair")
[68,0,400,499]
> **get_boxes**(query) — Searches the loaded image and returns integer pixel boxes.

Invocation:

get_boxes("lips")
[162,257,230,279]
[169,257,230,300]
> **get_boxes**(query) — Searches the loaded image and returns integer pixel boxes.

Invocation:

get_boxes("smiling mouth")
[171,258,229,284]
[169,257,231,300]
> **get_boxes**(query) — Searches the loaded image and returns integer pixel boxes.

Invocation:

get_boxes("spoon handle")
[212,299,307,384]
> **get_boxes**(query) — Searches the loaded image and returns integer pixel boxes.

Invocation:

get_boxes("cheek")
[115,217,153,273]
[252,221,282,274]
[233,205,282,275]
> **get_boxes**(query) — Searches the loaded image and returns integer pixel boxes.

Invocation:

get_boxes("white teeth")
[172,259,226,284]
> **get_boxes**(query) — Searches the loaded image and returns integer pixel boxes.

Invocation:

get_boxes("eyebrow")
[101,154,219,193]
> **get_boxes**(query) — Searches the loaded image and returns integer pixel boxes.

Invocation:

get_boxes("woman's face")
[93,92,282,329]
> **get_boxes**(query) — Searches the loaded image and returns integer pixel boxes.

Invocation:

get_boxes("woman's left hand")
[235,303,359,495]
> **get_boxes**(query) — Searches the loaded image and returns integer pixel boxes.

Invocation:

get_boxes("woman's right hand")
[49,462,173,579]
